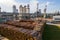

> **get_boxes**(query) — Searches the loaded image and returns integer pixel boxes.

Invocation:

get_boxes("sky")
[0,0,60,13]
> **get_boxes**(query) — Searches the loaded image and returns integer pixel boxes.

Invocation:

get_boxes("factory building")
[0,12,19,23]
[19,4,30,20]
[23,6,26,13]
[19,5,23,13]
[26,4,30,13]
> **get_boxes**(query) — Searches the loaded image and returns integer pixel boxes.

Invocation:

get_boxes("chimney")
[37,3,39,12]
[44,5,47,18]
[0,7,1,12]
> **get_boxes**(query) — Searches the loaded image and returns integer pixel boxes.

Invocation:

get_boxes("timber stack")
[0,19,45,40]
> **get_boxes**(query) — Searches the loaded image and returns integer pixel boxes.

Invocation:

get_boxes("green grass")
[42,24,60,40]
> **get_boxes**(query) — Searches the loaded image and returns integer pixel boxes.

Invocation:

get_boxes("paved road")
[46,22,60,27]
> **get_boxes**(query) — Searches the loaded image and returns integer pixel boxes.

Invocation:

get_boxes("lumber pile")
[4,20,40,30]
[0,20,45,40]
[0,24,40,40]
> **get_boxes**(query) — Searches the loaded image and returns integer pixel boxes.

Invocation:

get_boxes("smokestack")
[0,7,1,12]
[37,3,39,12]
[13,5,16,13]
[36,3,39,18]
[44,5,47,18]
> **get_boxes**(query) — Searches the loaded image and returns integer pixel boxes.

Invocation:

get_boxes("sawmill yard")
[0,20,60,40]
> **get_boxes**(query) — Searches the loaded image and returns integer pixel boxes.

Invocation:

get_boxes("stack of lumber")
[0,20,45,40]
[4,20,39,30]
[0,24,40,40]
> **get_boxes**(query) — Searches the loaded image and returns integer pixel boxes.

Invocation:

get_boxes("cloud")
[46,2,50,5]
[38,1,53,13]
[0,0,28,12]
[0,0,18,12]
[29,0,52,13]
[0,0,39,13]
[0,0,55,13]
[29,0,39,13]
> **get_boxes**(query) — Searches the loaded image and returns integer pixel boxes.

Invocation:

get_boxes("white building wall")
[53,16,60,21]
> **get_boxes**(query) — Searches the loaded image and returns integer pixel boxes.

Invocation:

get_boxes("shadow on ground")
[42,24,60,40]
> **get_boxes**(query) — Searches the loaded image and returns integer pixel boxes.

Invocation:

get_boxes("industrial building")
[0,4,42,23]
[0,12,19,23]
[19,4,30,20]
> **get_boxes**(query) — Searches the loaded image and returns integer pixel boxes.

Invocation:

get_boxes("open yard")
[42,24,60,40]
